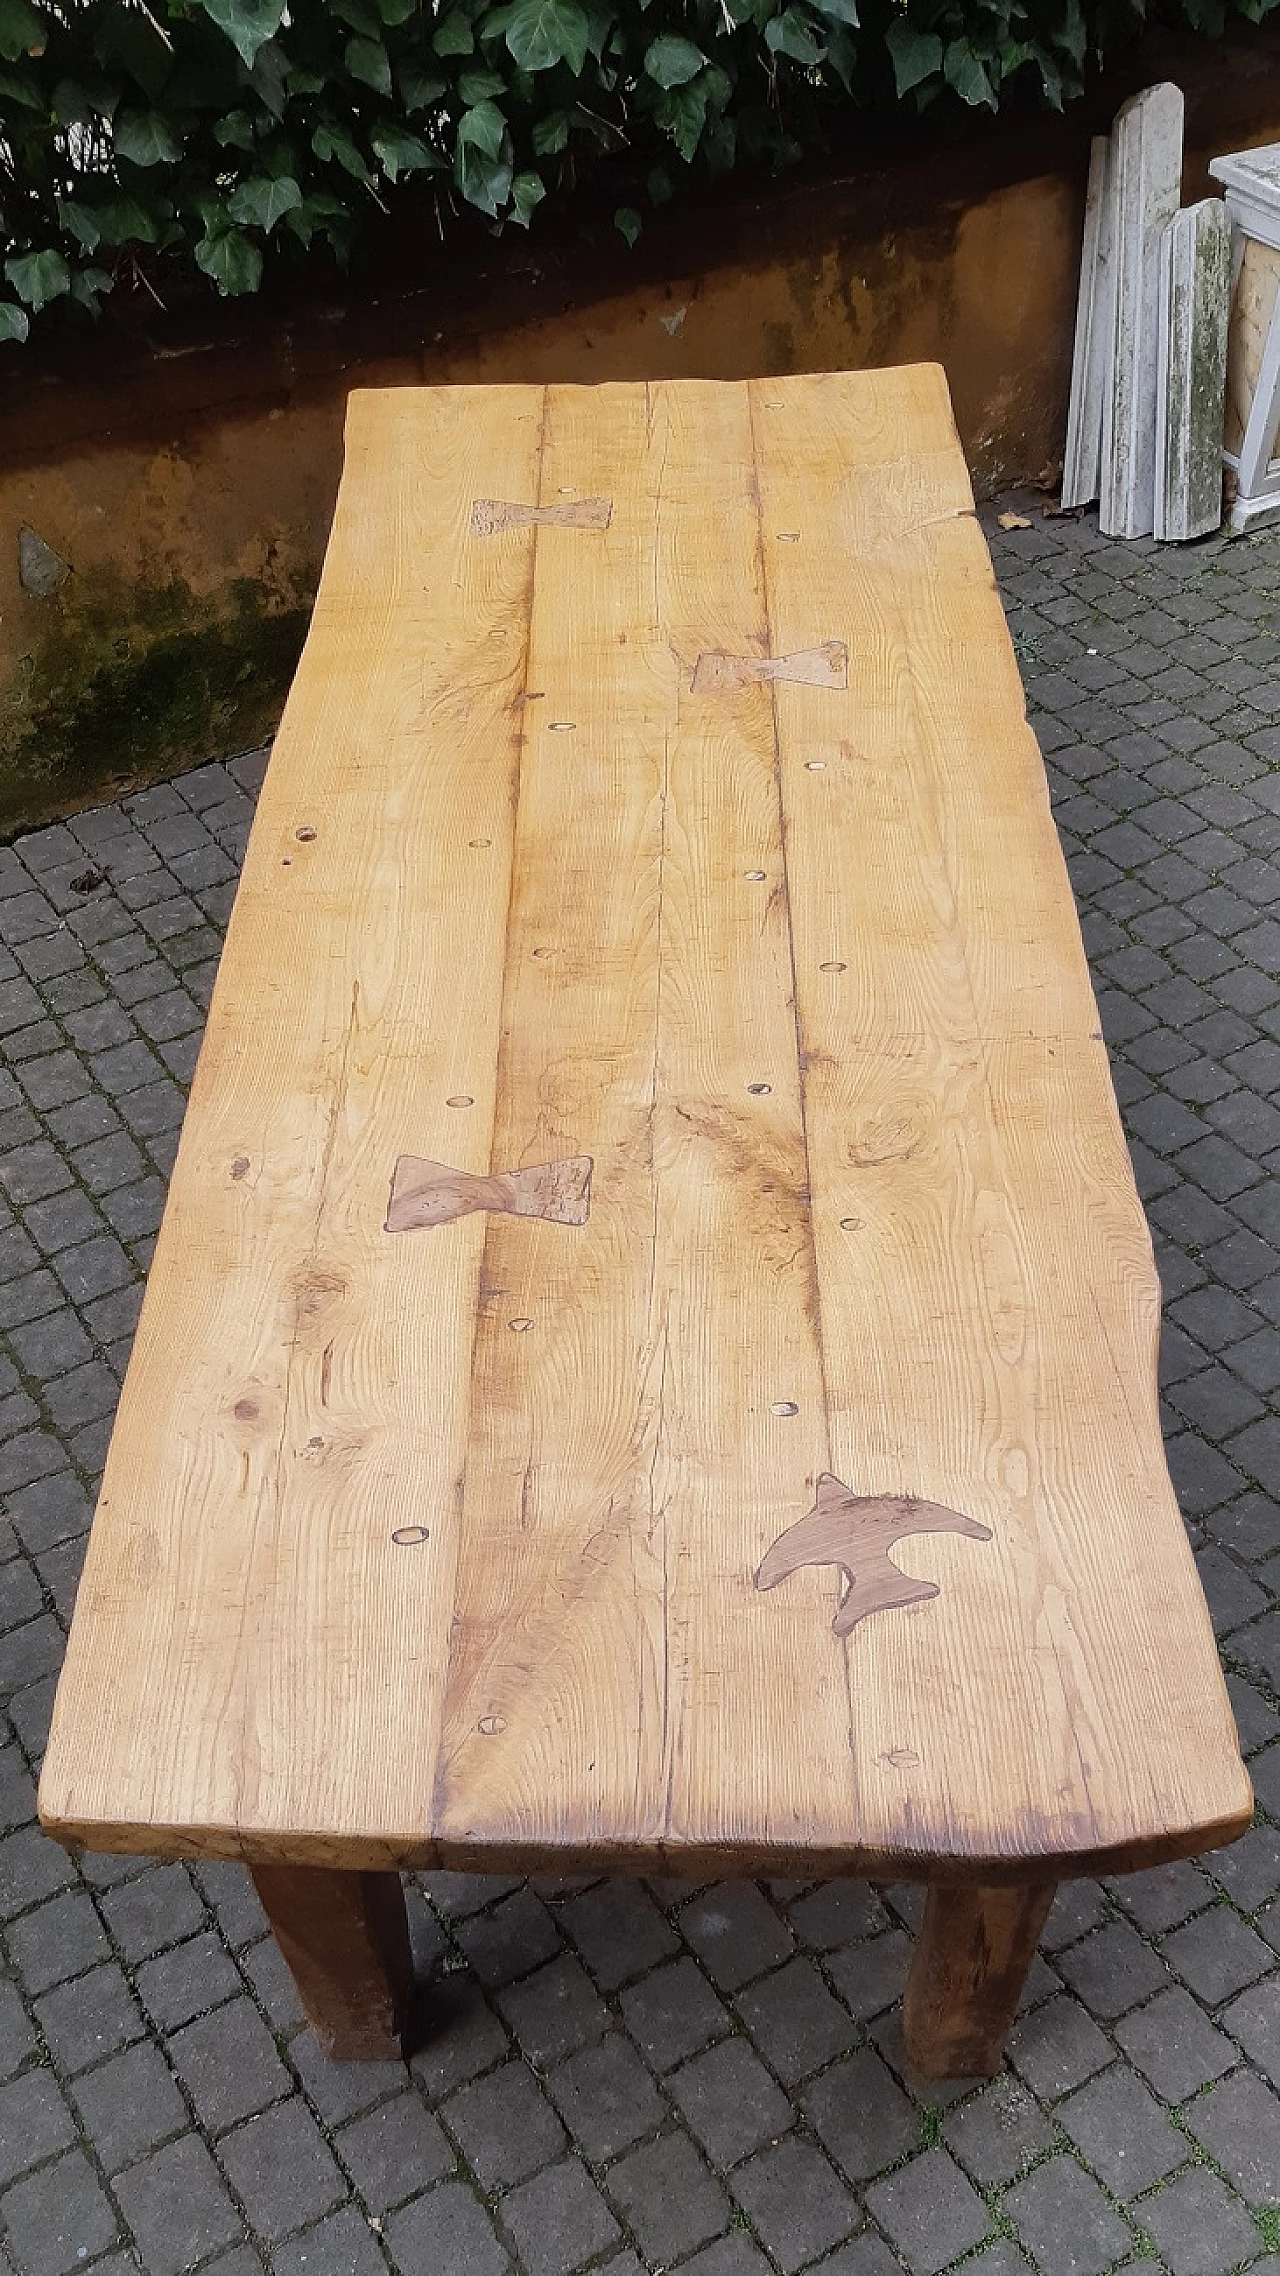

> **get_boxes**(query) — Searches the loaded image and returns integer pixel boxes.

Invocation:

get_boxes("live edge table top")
[40,369,1251,1886]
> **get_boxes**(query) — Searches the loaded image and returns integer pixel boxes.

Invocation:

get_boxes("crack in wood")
[755,1472,992,1637]
[385,1154,593,1232]
[691,641,848,693]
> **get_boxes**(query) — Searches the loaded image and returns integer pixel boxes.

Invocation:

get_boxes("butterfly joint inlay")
[755,1472,992,1636]
[692,641,848,694]
[386,1155,592,1232]
[471,498,613,535]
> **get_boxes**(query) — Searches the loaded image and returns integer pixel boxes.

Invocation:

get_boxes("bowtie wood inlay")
[471,497,613,535]
[692,641,848,693]
[385,1154,592,1232]
[755,1472,992,1637]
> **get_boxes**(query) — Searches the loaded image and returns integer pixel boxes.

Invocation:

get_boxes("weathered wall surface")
[3,33,1279,834]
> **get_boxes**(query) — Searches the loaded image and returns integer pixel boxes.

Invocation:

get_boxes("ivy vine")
[0,0,1274,341]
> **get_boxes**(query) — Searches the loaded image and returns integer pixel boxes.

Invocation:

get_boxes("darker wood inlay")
[471,497,613,534]
[692,641,847,693]
[755,1472,992,1636]
[385,1154,592,1232]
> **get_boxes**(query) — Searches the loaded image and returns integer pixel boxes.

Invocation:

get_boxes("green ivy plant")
[0,0,1274,341]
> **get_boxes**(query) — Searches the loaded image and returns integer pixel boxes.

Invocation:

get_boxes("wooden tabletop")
[40,370,1252,1883]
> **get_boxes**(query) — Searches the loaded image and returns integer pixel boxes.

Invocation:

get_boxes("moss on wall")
[1,566,315,839]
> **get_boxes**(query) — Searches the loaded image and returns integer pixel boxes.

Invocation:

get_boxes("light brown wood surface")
[39,371,1252,1883]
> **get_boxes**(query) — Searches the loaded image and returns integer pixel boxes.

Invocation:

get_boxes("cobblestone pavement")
[3,497,1280,2276]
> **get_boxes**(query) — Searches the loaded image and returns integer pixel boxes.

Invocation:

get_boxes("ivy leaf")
[643,31,704,83]
[884,17,941,92]
[532,105,571,152]
[765,7,824,62]
[286,64,328,93]
[397,59,447,108]
[94,193,160,245]
[506,168,542,223]
[195,227,263,293]
[0,300,31,342]
[214,109,258,148]
[70,265,113,315]
[114,108,182,166]
[458,66,507,99]
[1057,0,1085,62]
[653,76,706,159]
[504,0,589,71]
[0,63,43,107]
[811,0,857,24]
[4,247,70,309]
[312,119,373,181]
[0,0,43,63]
[377,0,417,19]
[457,97,506,158]
[433,10,475,53]
[371,120,440,177]
[57,197,102,251]
[195,0,286,69]
[227,173,302,229]
[614,203,641,244]
[944,36,994,103]
[345,34,392,93]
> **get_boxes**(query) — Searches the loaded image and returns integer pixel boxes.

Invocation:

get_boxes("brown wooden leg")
[251,1866,415,2061]
[903,1880,1056,2078]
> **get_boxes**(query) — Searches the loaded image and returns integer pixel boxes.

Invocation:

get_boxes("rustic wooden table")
[39,370,1252,2077]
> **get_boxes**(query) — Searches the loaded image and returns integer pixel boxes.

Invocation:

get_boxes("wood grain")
[40,372,1252,1886]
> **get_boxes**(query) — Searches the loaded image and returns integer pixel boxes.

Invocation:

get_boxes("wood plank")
[1155,200,1231,543]
[1100,83,1184,540]
[1062,137,1115,511]
[750,366,1250,1872]
[40,385,547,1863]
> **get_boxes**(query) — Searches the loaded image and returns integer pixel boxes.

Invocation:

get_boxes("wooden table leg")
[251,1865,415,2060]
[903,1880,1056,2078]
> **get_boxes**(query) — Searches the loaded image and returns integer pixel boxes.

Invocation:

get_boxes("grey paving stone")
[0,2066,77,2184]
[605,2129,731,2265]
[69,2038,189,2172]
[455,1888,562,1989]
[134,1928,241,2031]
[1187,2066,1280,2204]
[1161,1903,1275,2003]
[941,2073,1057,2186]
[407,1977,509,2103]
[444,2057,567,2187]
[559,1879,678,1991]
[729,2136,859,2274]
[1056,2061,1184,2196]
[113,2130,245,2276]
[499,2158,621,2276]
[863,2147,991,2276]
[0,1982,36,2081]
[495,1953,608,2069]
[801,2044,917,2188]
[1141,2165,1261,2276]
[667,2035,792,2169]
[98,1860,206,1962]
[0,2145,120,2276]
[34,1960,146,2073]
[6,1886,109,1993]
[385,2179,510,2276]
[546,2031,664,2164]
[1221,1976,1280,2086]
[679,1884,793,1991]
[788,1881,888,1951]
[1007,1992,1113,2099]
[217,2098,346,2242]
[335,2091,454,2212]
[1113,1986,1236,2101]
[619,1954,729,2071]
[735,1954,857,2083]
[1005,2154,1131,2276]
[273,2205,388,2276]
[167,1994,294,2134]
